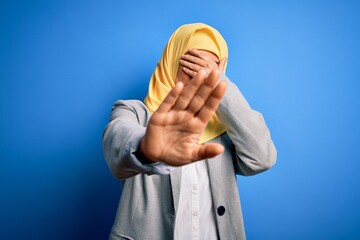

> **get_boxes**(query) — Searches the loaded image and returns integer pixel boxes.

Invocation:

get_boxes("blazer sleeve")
[216,75,277,176]
[102,100,175,180]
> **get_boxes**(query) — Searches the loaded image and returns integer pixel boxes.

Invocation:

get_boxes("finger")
[219,57,228,71]
[179,59,202,72]
[172,69,208,111]
[156,82,184,113]
[182,67,197,77]
[186,69,221,114]
[188,48,219,69]
[189,49,220,70]
[181,54,208,68]
[188,48,210,62]
[192,143,224,161]
[196,80,227,123]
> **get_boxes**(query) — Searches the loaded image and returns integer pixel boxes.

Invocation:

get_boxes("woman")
[103,23,277,240]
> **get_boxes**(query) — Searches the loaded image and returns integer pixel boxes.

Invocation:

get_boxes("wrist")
[136,138,158,164]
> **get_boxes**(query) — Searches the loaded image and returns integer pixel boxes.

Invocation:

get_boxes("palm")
[146,109,206,164]
[140,69,227,166]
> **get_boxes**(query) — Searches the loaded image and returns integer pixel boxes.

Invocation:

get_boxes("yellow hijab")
[144,23,228,143]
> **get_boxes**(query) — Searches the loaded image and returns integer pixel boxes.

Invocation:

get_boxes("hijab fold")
[144,23,228,143]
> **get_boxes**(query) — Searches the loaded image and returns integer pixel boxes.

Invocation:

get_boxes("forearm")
[102,118,152,179]
[217,75,277,175]
[102,100,174,180]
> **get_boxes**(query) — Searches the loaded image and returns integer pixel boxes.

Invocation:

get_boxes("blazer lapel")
[206,156,222,207]
[170,167,182,213]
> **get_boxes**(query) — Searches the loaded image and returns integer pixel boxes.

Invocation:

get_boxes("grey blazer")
[102,78,277,240]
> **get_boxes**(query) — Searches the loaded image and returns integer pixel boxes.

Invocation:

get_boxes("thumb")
[219,57,228,71]
[192,143,225,161]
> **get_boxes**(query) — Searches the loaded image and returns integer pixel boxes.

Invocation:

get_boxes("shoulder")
[112,99,148,111]
[110,99,151,125]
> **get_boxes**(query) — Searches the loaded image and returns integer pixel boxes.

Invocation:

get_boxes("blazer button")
[217,206,226,216]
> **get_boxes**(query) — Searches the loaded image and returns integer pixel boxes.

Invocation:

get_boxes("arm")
[102,100,175,180]
[218,75,277,175]
[180,49,277,175]
[103,69,227,179]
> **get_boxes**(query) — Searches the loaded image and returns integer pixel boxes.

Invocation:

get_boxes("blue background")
[1,0,359,239]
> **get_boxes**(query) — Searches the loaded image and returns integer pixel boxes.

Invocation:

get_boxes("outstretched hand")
[139,68,227,166]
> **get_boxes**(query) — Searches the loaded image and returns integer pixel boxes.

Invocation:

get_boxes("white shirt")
[174,160,218,240]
